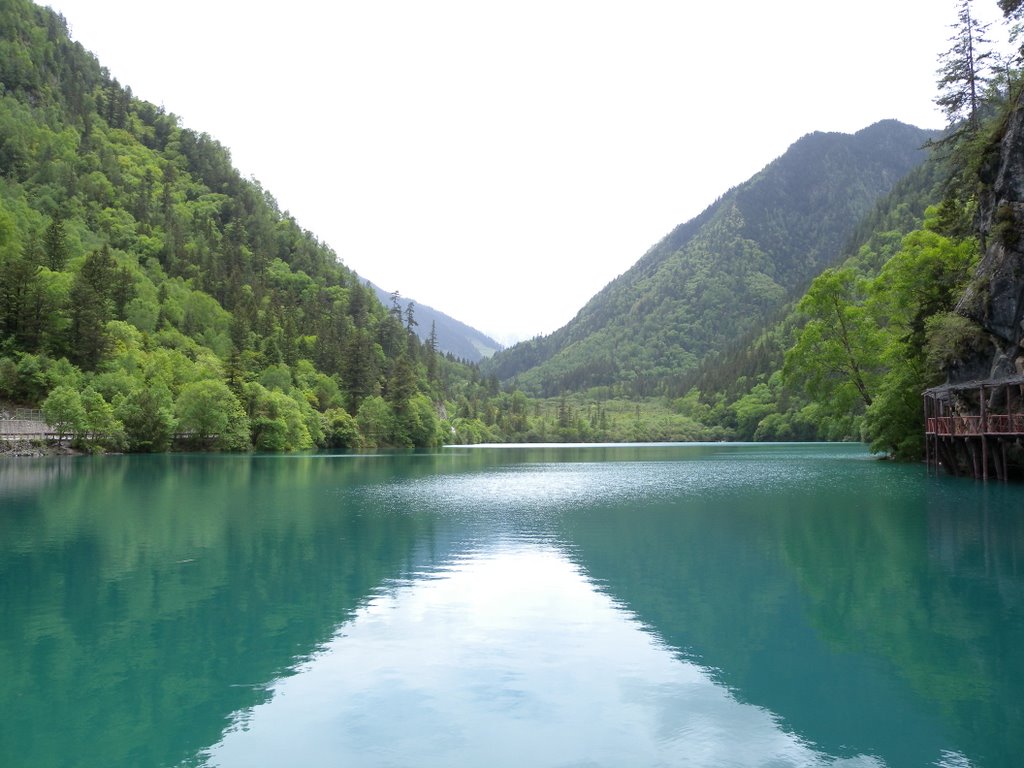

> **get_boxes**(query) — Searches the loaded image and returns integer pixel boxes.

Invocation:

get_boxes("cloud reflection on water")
[201,541,884,768]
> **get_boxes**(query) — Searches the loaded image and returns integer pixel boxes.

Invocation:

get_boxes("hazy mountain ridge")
[368,282,502,362]
[484,121,938,396]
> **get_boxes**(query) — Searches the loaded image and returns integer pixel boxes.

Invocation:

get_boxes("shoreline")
[0,439,82,458]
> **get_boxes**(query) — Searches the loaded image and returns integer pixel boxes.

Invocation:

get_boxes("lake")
[1,443,1022,767]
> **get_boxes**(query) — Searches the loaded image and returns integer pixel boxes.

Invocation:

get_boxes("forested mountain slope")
[484,121,937,396]
[684,156,948,400]
[0,0,502,450]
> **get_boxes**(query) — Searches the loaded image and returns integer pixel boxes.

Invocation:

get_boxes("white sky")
[45,1,1009,344]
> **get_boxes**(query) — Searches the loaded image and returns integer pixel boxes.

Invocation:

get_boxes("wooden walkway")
[0,428,57,441]
[924,376,1024,480]
[0,407,56,442]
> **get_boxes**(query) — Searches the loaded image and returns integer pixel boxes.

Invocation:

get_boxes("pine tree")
[43,214,68,271]
[343,329,379,414]
[936,0,993,134]
[426,321,438,382]
[66,278,110,370]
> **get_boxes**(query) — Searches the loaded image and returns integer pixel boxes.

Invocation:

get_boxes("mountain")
[684,155,948,401]
[368,283,502,362]
[483,121,939,397]
[0,0,983,453]
[0,0,501,450]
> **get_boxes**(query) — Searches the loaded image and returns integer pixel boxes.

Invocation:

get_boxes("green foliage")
[0,352,80,402]
[80,386,125,450]
[784,267,885,415]
[864,360,926,460]
[446,417,496,445]
[259,363,293,393]
[113,383,176,452]
[732,382,776,438]
[242,382,314,451]
[0,0,1004,459]
[322,407,360,449]
[175,379,249,450]
[869,228,978,347]
[41,383,84,441]
[925,311,988,372]
[404,393,443,448]
[784,224,980,457]
[356,396,394,449]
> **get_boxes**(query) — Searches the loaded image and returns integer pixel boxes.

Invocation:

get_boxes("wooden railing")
[927,414,1024,436]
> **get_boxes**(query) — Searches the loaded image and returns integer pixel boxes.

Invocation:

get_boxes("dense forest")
[0,0,528,451]
[1,0,1020,458]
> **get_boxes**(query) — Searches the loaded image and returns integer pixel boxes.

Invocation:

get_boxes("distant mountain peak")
[484,121,938,396]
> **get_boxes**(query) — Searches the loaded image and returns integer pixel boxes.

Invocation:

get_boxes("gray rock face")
[953,94,1024,382]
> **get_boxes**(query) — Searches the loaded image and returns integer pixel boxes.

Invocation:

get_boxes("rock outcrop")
[952,92,1024,383]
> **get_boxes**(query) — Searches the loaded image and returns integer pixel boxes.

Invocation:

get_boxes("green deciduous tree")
[785,222,980,459]
[863,359,928,460]
[869,229,978,349]
[861,227,979,458]
[401,393,441,447]
[42,383,85,442]
[114,383,177,452]
[322,407,360,449]
[356,395,393,448]
[242,381,314,451]
[80,386,125,450]
[784,267,886,419]
[175,379,249,450]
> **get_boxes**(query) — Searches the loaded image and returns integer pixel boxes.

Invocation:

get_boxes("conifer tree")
[43,214,68,271]
[936,0,993,134]
[0,240,39,346]
[426,321,438,382]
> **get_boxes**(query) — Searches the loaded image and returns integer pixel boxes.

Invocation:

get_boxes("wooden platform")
[924,376,1024,480]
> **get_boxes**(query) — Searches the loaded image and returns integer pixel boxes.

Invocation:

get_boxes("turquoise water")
[1,443,1021,767]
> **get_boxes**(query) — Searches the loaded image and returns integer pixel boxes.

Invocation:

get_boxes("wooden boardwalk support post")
[923,375,1024,481]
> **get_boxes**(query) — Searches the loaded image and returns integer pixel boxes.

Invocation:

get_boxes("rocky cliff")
[950,90,1024,383]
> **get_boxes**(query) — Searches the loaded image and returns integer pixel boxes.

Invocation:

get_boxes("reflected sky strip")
[354,457,824,524]
[197,541,888,768]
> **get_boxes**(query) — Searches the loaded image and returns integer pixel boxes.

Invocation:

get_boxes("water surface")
[1,443,1021,767]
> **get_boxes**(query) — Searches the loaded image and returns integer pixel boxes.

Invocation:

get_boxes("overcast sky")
[45,1,1009,344]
